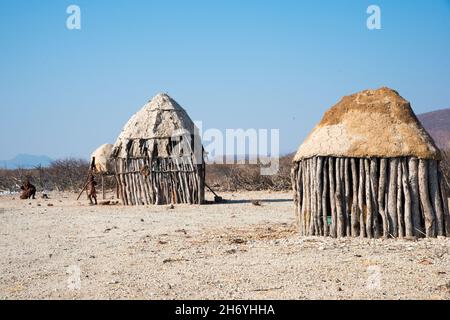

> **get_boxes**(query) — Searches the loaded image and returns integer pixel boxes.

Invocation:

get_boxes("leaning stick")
[77,157,96,201]
[76,180,89,201]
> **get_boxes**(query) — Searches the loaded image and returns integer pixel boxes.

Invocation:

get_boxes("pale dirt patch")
[0,190,448,300]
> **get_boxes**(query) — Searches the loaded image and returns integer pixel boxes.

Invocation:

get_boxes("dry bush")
[206,151,450,193]
[2,151,446,194]
[206,154,294,191]
[0,158,89,193]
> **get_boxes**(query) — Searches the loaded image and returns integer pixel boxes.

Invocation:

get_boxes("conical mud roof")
[294,87,440,161]
[115,93,196,140]
[112,93,200,159]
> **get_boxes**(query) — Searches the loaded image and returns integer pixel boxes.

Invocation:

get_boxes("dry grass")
[0,158,89,193]
[206,154,293,192]
[1,151,447,194]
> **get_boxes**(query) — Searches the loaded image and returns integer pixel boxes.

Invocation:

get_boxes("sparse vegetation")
[206,154,294,192]
[0,152,447,195]
[0,158,89,193]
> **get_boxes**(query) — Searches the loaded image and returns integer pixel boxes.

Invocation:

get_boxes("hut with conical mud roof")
[291,87,450,238]
[112,93,205,205]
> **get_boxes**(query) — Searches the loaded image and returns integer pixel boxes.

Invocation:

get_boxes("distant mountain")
[0,154,53,169]
[418,108,450,151]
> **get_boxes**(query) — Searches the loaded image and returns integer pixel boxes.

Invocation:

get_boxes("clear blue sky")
[1,0,450,160]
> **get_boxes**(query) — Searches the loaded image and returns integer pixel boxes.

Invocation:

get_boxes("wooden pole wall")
[292,156,450,238]
[113,154,205,206]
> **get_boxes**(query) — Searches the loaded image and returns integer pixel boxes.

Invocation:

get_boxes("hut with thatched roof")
[291,87,450,238]
[112,93,205,205]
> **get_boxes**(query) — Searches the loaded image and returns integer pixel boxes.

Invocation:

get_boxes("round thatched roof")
[112,93,200,158]
[294,87,440,161]
[91,143,113,173]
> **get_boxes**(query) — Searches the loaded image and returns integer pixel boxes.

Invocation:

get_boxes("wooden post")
[418,159,436,237]
[316,157,324,236]
[102,175,105,200]
[301,161,307,235]
[408,158,423,236]
[344,158,351,236]
[438,169,450,236]
[358,158,366,238]
[350,158,359,237]
[329,158,337,238]
[429,160,445,236]
[396,160,404,238]
[378,158,389,238]
[401,159,414,238]
[335,158,345,238]
[310,158,316,235]
[364,159,373,238]
[387,159,399,237]
[322,158,329,236]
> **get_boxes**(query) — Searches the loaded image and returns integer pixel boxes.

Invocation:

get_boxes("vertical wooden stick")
[358,158,366,238]
[408,158,423,237]
[364,159,373,238]
[429,160,445,236]
[418,159,436,237]
[369,159,380,238]
[387,159,399,237]
[344,158,351,236]
[305,160,311,235]
[335,158,345,238]
[396,160,405,238]
[378,158,389,238]
[438,169,450,236]
[300,161,306,235]
[329,158,337,238]
[322,158,329,236]
[316,157,324,236]
[310,158,317,235]
[350,158,359,237]
[401,159,414,238]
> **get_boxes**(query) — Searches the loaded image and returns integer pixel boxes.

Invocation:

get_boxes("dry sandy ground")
[0,190,449,300]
